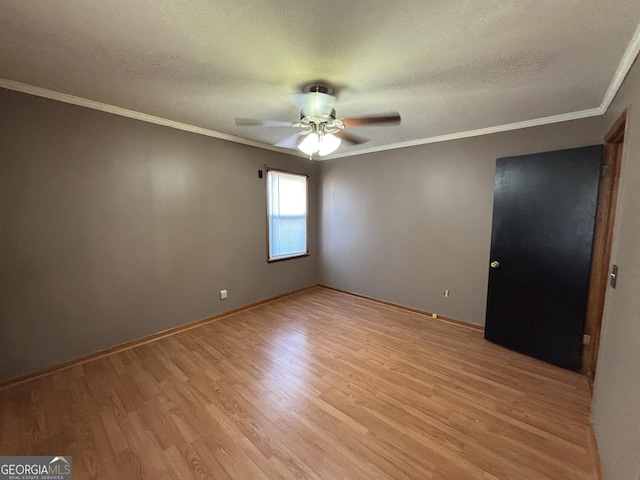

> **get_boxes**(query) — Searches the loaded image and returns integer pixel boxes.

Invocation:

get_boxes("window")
[267,169,308,261]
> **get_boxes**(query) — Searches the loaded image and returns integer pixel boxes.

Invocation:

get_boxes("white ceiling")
[1,1,640,159]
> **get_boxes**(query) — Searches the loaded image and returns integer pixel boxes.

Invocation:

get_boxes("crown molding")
[324,107,603,159]
[2,20,638,160]
[599,22,640,113]
[326,22,640,160]
[0,79,303,158]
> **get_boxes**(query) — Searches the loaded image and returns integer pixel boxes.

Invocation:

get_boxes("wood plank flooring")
[0,287,599,479]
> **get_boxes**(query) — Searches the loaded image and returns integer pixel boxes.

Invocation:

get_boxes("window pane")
[267,170,307,260]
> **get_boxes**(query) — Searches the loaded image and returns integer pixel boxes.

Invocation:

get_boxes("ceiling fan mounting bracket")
[302,83,335,96]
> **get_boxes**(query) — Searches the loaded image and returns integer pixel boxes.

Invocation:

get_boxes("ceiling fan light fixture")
[298,133,320,155]
[298,132,342,157]
[318,133,341,156]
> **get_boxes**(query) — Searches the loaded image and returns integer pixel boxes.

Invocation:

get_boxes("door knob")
[490,260,500,269]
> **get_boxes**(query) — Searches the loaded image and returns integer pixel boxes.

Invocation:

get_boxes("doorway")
[581,111,626,382]
[484,112,626,374]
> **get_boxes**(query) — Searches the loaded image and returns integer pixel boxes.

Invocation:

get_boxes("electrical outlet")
[444,289,450,297]
[220,289,228,300]
[432,313,437,318]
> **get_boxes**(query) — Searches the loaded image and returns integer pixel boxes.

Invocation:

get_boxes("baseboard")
[0,284,318,390]
[588,420,605,480]
[1,283,482,389]
[319,285,484,332]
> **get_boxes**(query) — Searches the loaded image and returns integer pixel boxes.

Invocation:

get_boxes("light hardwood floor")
[0,287,599,479]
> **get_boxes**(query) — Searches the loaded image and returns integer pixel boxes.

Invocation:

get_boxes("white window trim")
[266,168,309,262]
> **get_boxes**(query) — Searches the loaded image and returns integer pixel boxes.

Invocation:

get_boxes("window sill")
[268,252,310,263]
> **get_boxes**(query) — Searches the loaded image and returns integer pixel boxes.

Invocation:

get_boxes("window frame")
[265,167,310,262]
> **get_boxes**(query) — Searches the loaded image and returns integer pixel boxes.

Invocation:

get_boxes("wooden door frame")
[581,111,626,383]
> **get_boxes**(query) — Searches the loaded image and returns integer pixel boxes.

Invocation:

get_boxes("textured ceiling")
[1,1,640,159]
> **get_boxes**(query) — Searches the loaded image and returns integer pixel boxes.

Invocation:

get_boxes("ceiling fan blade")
[342,112,401,127]
[274,133,303,149]
[335,131,369,146]
[235,118,296,128]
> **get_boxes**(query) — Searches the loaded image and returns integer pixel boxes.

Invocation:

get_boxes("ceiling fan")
[235,83,401,157]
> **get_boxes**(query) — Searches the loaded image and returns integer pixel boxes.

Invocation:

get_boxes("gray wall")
[318,119,603,325]
[0,88,317,382]
[592,57,640,480]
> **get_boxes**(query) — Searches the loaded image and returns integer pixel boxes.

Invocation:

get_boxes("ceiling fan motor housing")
[299,90,337,118]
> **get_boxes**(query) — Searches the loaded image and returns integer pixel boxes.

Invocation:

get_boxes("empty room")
[1,2,639,479]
